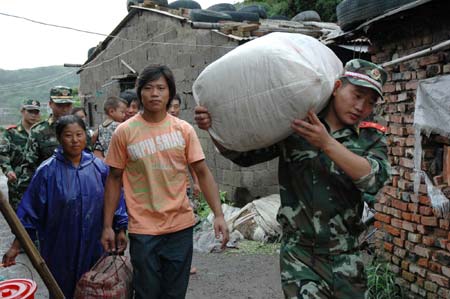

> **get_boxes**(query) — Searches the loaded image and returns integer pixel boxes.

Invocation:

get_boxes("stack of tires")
[189,2,267,23]
[337,0,418,31]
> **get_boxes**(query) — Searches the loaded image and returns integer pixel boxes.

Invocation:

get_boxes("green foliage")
[197,190,229,219]
[366,262,404,299]
[0,66,79,109]
[239,0,342,22]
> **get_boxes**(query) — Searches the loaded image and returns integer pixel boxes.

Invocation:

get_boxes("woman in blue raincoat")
[2,115,128,299]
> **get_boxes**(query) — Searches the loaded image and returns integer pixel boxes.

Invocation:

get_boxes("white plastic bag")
[193,32,343,151]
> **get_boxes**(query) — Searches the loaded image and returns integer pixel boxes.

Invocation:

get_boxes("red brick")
[422,216,438,227]
[383,83,396,93]
[444,146,450,185]
[419,206,433,216]
[392,199,409,211]
[438,287,450,298]
[435,228,448,238]
[385,224,401,237]
[384,186,398,198]
[442,266,450,278]
[374,212,391,224]
[402,220,417,232]
[427,272,450,288]
[391,218,403,229]
[393,237,404,247]
[399,157,414,168]
[407,232,422,243]
[402,270,416,282]
[437,238,449,250]
[407,203,419,213]
[384,242,394,253]
[402,212,412,221]
[423,235,436,247]
[417,224,432,234]
[397,179,413,191]
[440,219,450,230]
[412,213,421,223]
[404,115,414,124]
[419,195,431,205]
[401,260,410,270]
[418,258,429,268]
[419,54,442,66]
[405,80,419,90]
[429,261,442,273]
[391,147,405,156]
[374,221,383,230]
[414,245,432,258]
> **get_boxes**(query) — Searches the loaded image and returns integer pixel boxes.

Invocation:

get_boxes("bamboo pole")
[0,178,65,299]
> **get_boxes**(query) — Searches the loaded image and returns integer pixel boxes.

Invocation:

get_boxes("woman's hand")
[2,240,20,267]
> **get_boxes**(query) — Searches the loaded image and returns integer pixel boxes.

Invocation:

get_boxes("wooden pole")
[0,181,65,299]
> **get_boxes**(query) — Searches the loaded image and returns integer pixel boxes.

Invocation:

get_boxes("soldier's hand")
[292,110,333,150]
[2,243,20,267]
[194,106,212,130]
[6,171,17,183]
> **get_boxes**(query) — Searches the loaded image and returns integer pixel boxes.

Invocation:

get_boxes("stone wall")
[368,4,450,298]
[79,10,279,204]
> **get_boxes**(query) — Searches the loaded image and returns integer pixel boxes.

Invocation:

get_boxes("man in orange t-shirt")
[101,64,229,299]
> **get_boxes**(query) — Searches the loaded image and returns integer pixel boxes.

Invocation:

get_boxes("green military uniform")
[0,99,41,210]
[18,86,76,192]
[221,59,390,299]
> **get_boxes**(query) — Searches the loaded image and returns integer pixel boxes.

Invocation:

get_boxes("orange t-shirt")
[105,113,204,235]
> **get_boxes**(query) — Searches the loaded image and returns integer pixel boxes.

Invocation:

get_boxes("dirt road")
[1,211,283,298]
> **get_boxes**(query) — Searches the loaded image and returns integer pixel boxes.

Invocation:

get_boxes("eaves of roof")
[327,0,434,43]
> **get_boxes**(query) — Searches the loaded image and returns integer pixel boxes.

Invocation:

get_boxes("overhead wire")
[0,70,76,90]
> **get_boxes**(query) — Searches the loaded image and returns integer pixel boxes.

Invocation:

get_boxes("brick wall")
[367,5,450,298]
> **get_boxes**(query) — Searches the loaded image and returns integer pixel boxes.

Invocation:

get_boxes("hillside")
[0,65,80,109]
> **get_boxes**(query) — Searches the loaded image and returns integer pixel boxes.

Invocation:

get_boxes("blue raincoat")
[17,147,128,299]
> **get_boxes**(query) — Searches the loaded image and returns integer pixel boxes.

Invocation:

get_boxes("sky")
[0,0,237,70]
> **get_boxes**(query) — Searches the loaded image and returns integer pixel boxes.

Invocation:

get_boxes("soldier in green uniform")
[18,86,75,192]
[0,99,41,210]
[194,59,391,298]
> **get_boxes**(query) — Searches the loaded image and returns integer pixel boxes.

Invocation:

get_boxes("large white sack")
[193,32,343,151]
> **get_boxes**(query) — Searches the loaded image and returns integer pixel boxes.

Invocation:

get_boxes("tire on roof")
[238,5,267,19]
[168,0,201,10]
[291,10,321,22]
[223,11,259,22]
[268,15,289,21]
[190,9,232,23]
[87,47,96,59]
[337,0,417,31]
[207,3,236,12]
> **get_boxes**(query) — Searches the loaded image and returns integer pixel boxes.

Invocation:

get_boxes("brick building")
[78,5,340,204]
[335,0,450,297]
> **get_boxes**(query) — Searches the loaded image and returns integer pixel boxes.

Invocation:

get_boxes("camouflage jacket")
[222,122,390,254]
[93,119,120,157]
[0,122,29,175]
[20,117,60,185]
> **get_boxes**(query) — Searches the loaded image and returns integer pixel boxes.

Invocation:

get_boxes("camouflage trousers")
[7,181,25,211]
[280,241,367,299]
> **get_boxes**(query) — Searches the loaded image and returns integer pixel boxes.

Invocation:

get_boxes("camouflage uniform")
[221,59,390,299]
[0,99,41,210]
[18,86,75,192]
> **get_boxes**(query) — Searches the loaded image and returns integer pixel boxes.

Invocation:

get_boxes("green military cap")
[22,99,41,110]
[50,86,74,104]
[342,59,387,98]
